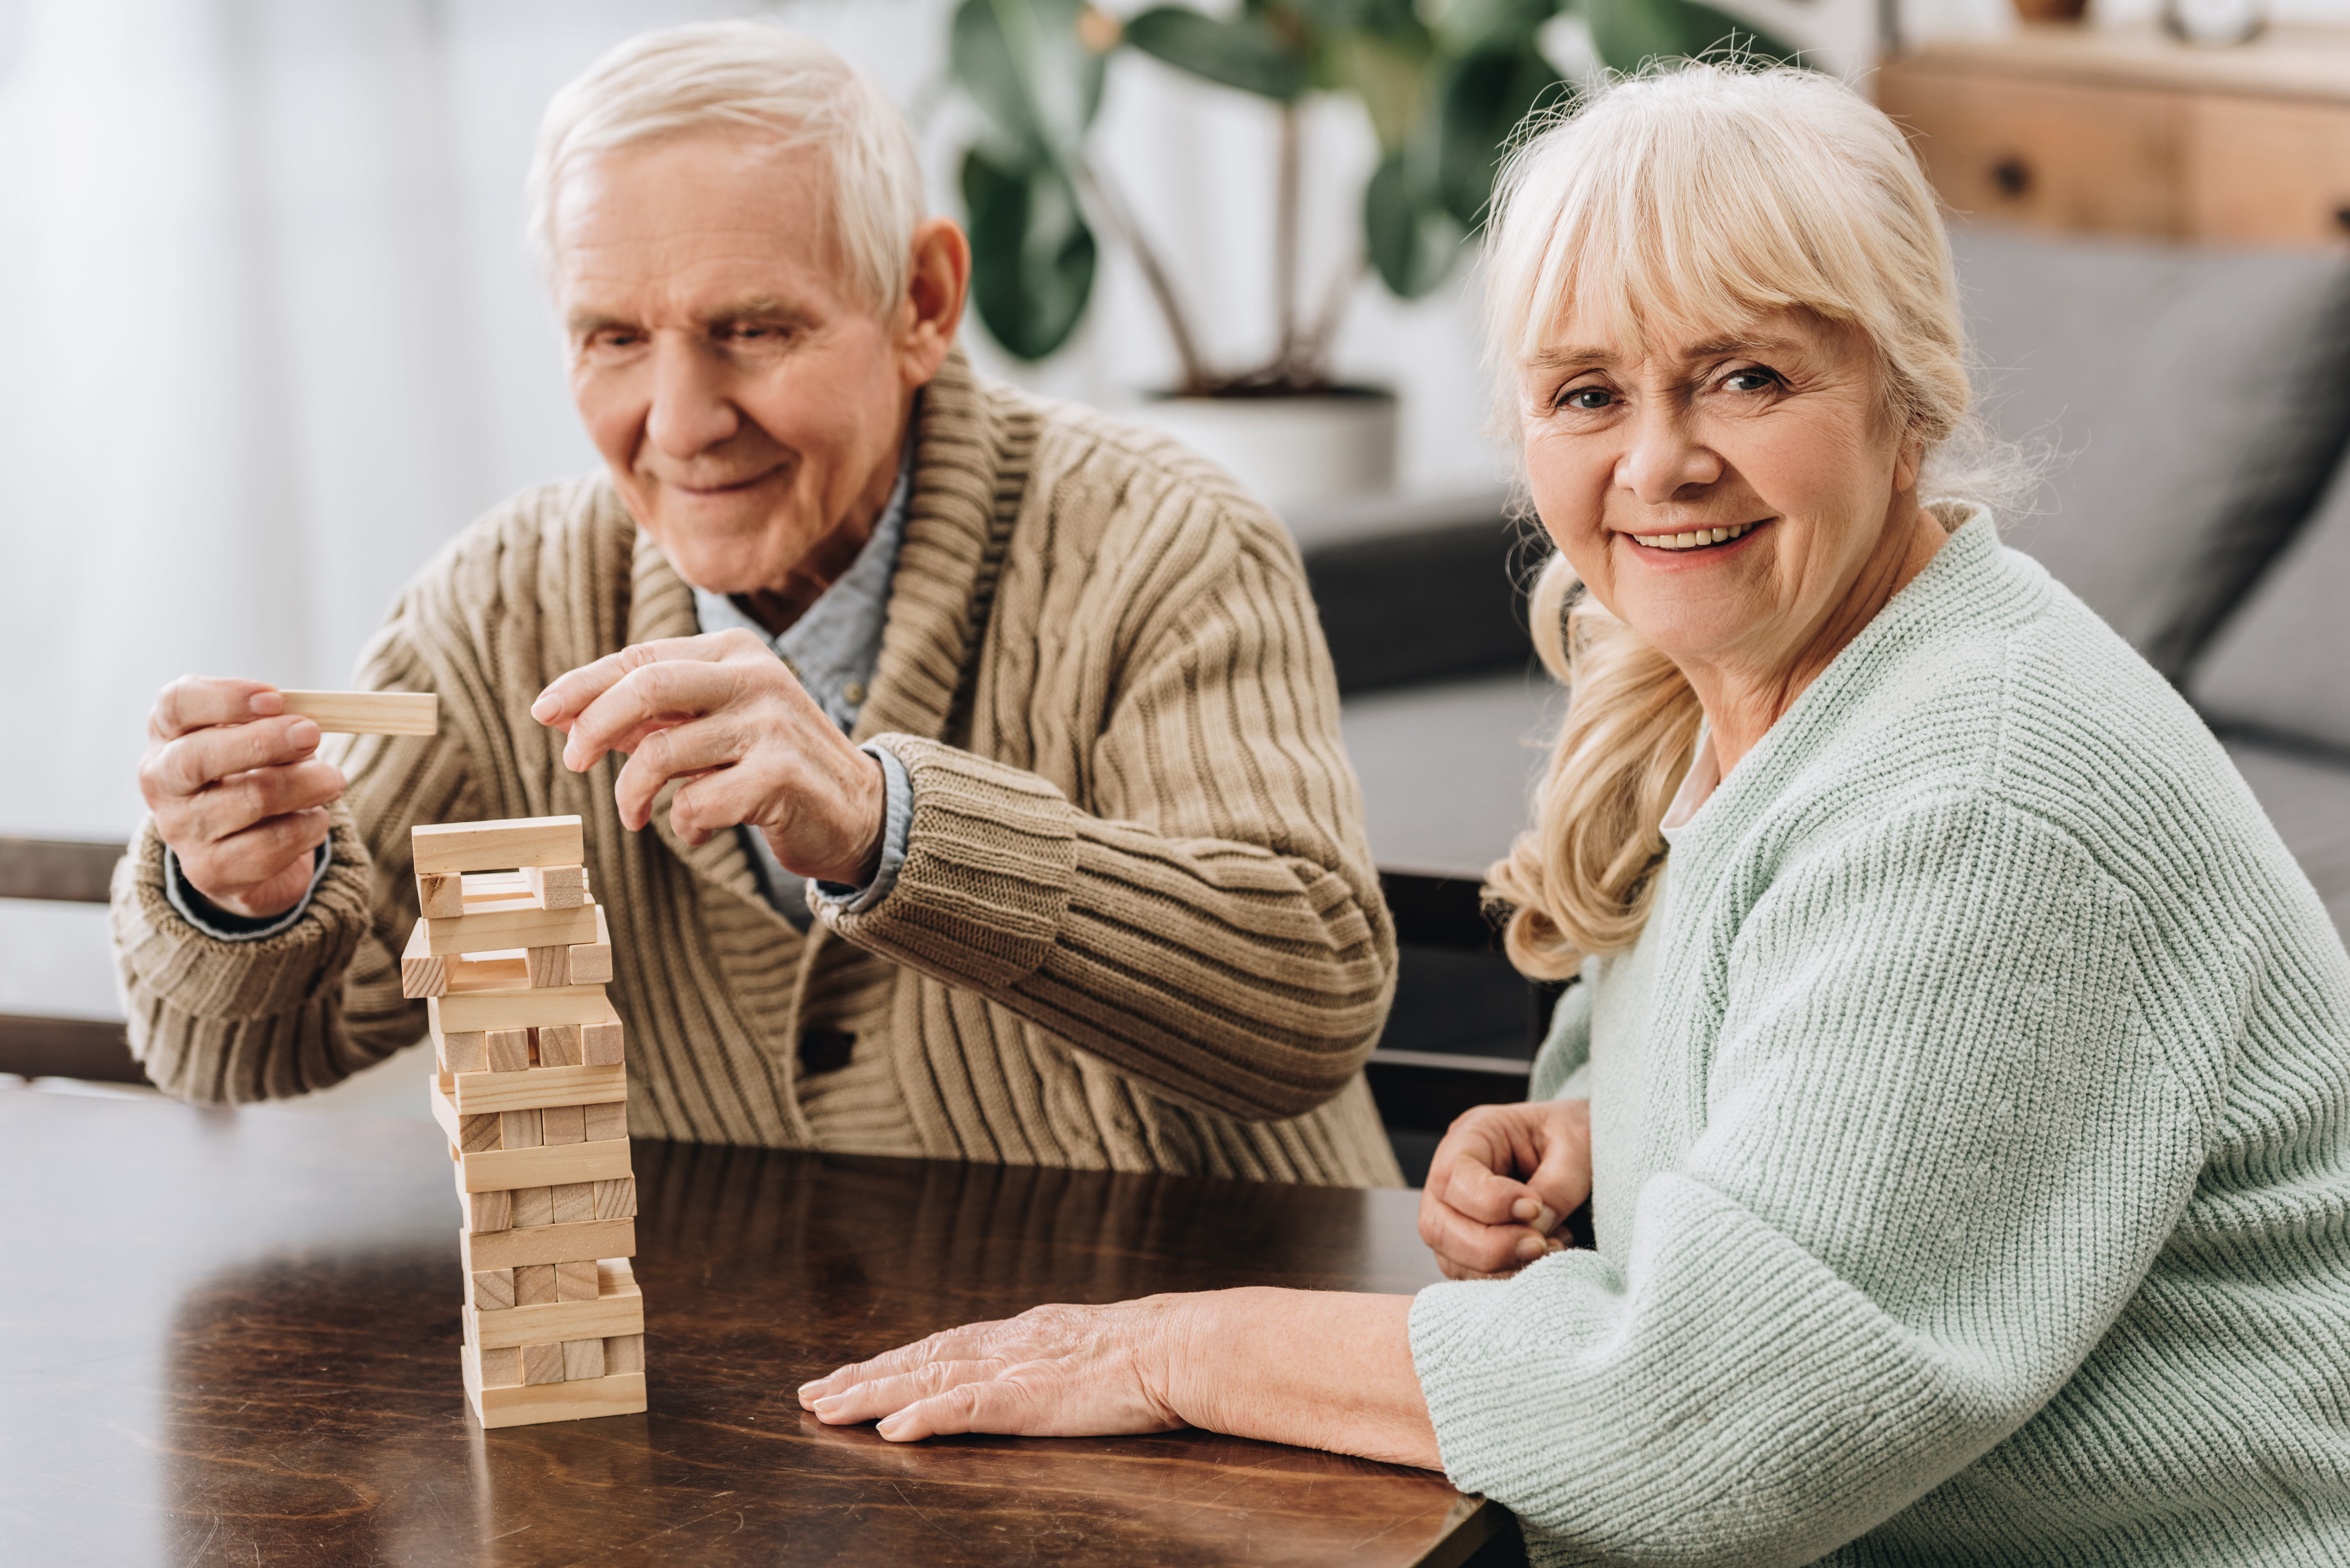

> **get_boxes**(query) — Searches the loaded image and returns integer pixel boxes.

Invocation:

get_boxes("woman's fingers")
[800,1323,1012,1405]
[807,1358,1010,1425]
[1418,1190,1555,1276]
[876,1377,1054,1442]
[1525,1101,1595,1223]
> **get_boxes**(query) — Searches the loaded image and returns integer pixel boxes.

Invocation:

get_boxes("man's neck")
[737,418,911,637]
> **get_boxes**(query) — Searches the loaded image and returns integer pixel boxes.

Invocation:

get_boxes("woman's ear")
[1892,431,1926,495]
[896,218,971,388]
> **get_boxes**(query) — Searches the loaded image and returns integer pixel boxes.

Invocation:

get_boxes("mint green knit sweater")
[1410,511,2350,1565]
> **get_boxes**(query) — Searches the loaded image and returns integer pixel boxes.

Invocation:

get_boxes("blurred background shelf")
[1879,23,2350,244]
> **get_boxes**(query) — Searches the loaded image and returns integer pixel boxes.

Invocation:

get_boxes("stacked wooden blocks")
[403,814,648,1428]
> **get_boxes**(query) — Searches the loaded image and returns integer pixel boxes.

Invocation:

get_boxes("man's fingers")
[531,633,750,733]
[560,659,740,774]
[146,717,322,801]
[610,717,755,831]
[186,809,332,894]
[150,677,282,743]
[177,760,345,846]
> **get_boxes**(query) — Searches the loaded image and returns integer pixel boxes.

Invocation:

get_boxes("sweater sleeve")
[821,523,1395,1123]
[110,616,482,1103]
[1409,793,2210,1565]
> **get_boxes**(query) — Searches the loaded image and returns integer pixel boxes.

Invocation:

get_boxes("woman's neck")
[1687,502,1949,780]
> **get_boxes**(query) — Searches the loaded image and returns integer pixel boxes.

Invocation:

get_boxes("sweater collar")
[1664,503,2008,854]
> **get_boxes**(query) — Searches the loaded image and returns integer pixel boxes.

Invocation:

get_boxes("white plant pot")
[1135,389,1399,515]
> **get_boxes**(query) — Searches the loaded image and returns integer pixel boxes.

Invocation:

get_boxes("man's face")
[552,128,912,598]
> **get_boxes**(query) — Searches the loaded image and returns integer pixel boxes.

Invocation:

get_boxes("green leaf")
[1323,29,1430,151]
[1364,149,1466,298]
[950,0,1106,162]
[1574,0,1804,74]
[1125,7,1306,100]
[1436,44,1568,228]
[961,147,1098,360]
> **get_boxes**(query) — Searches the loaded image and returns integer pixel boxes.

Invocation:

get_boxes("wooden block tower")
[401,813,648,1428]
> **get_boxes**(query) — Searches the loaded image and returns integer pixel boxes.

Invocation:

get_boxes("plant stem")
[1275,99,1301,383]
[1299,252,1362,388]
[1074,157,1211,394]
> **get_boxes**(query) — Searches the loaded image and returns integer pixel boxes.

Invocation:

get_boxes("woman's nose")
[644,338,742,460]
[1614,409,1722,505]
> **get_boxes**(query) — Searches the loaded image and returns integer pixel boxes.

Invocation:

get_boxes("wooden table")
[0,1087,1514,1567]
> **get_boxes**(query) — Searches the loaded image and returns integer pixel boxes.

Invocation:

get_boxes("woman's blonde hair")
[1482,62,1974,979]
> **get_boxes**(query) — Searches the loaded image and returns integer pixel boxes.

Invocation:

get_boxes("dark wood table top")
[0,1085,1513,1567]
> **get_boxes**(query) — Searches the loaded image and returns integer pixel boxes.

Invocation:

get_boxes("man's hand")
[530,630,886,886]
[1417,1099,1592,1280]
[139,677,345,920]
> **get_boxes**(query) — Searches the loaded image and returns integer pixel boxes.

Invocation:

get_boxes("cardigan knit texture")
[1410,510,2350,1565]
[109,351,1403,1186]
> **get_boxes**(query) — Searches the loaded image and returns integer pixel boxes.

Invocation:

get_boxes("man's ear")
[896,217,970,387]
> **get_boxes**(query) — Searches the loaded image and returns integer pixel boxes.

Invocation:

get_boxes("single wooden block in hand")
[278,690,439,736]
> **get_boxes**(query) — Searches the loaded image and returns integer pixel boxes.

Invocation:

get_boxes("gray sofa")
[1319,223,2350,1175]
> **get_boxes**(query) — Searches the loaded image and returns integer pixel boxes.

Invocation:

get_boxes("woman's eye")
[1722,369,1780,394]
[1559,387,1613,411]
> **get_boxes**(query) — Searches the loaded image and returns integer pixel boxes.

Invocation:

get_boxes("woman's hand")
[798,1297,1189,1442]
[799,1288,1440,1467]
[1418,1099,1592,1280]
[139,676,345,919]
[530,630,885,886]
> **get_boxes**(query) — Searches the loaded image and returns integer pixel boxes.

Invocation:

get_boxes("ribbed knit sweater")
[1410,510,2350,1564]
[109,351,1403,1187]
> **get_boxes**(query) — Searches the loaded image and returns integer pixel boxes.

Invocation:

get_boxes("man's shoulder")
[990,380,1298,564]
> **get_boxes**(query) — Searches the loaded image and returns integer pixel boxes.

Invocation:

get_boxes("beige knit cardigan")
[110,352,1405,1187]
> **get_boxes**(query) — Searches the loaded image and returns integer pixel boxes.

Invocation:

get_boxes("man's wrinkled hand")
[140,676,345,920]
[530,630,886,886]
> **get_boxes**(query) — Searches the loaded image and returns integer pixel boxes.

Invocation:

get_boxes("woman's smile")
[1624,518,1771,555]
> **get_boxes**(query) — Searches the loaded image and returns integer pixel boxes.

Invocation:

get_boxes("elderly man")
[110,21,1399,1187]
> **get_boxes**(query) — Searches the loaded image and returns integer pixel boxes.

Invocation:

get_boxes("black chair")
[0,837,146,1083]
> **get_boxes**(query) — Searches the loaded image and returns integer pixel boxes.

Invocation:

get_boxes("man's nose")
[1613,406,1722,506]
[644,337,741,460]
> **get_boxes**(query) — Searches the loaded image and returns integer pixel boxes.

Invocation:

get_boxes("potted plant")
[948,0,1796,507]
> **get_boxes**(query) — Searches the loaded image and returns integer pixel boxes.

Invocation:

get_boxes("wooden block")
[484,1027,531,1073]
[523,863,589,909]
[550,1181,595,1225]
[448,952,530,993]
[450,1062,623,1115]
[562,1338,606,1381]
[520,1341,565,1384]
[475,1345,522,1389]
[465,1187,512,1233]
[419,896,598,957]
[525,945,570,988]
[411,816,584,877]
[470,1268,516,1312]
[460,1216,636,1273]
[456,1137,633,1195]
[591,1178,636,1220]
[278,690,439,736]
[399,921,449,1000]
[603,1333,645,1375]
[436,1026,487,1075]
[431,984,610,1034]
[418,871,465,920]
[499,1108,542,1150]
[555,1260,599,1302]
[515,1264,558,1307]
[510,1186,554,1228]
[580,1002,625,1067]
[535,1024,581,1068]
[565,905,613,985]
[461,871,532,905]
[467,1369,647,1429]
[539,1104,585,1146]
[466,1271,642,1351]
[459,1112,501,1155]
[583,1100,627,1143]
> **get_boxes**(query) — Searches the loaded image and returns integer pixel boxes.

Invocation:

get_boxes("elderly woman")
[795,64,2350,1564]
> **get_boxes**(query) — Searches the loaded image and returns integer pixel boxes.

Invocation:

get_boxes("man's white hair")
[527,20,925,314]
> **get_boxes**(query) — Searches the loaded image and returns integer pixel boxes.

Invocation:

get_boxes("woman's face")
[1520,305,1922,684]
